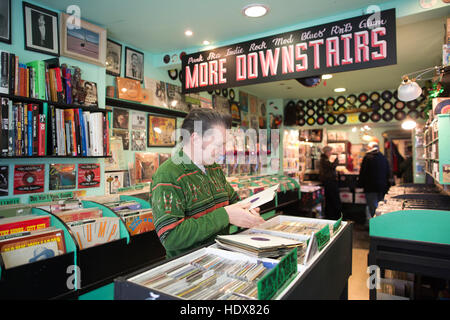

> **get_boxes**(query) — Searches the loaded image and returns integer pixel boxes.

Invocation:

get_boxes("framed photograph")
[113,108,129,130]
[309,129,323,142]
[23,2,59,56]
[125,47,144,82]
[60,12,106,66]
[147,115,176,147]
[80,80,98,107]
[106,39,122,76]
[0,0,11,44]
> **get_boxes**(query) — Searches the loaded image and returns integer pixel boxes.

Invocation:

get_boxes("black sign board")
[182,9,396,94]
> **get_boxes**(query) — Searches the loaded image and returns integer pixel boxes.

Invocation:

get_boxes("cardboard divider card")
[315,224,331,252]
[237,184,279,210]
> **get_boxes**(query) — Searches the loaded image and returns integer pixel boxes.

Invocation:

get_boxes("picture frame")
[0,0,11,44]
[147,115,176,147]
[23,2,59,56]
[60,12,106,67]
[125,47,144,82]
[106,39,122,76]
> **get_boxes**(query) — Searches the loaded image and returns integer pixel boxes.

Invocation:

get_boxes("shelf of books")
[114,215,352,300]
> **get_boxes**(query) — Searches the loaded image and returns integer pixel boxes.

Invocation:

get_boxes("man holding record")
[151,108,264,259]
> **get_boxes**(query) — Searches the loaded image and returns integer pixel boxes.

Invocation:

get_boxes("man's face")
[132,55,139,67]
[191,124,226,166]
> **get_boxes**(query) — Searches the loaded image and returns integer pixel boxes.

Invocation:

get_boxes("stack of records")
[215,233,302,258]
[104,200,155,235]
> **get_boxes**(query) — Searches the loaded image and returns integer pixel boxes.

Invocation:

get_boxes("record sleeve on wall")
[112,129,130,150]
[105,171,124,195]
[135,153,159,183]
[131,130,146,151]
[78,163,100,189]
[144,77,168,108]
[105,137,126,171]
[0,166,8,196]
[14,165,45,195]
[49,164,76,191]
[131,111,146,130]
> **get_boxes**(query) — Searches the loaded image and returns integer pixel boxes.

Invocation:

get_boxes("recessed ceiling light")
[322,74,333,80]
[203,40,210,45]
[402,120,417,130]
[334,88,346,92]
[185,30,193,37]
[242,4,269,18]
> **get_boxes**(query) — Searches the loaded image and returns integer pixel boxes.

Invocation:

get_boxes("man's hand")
[224,202,264,229]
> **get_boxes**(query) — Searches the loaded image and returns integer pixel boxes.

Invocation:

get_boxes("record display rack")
[0,195,166,300]
[368,210,450,300]
[106,97,188,118]
[114,217,353,300]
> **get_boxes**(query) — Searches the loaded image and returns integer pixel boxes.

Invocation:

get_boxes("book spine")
[65,122,71,156]
[32,104,38,155]
[88,113,94,156]
[49,105,57,155]
[45,70,50,101]
[38,114,45,156]
[43,102,48,155]
[74,109,82,156]
[14,56,19,96]
[16,104,21,156]
[55,67,64,103]
[78,109,87,156]
[71,109,78,156]
[9,53,15,95]
[103,113,107,156]
[23,104,28,155]
[28,105,32,156]
[8,99,13,156]
[13,104,17,156]
[0,51,9,94]
[83,112,91,156]
[1,98,9,156]
[19,65,25,97]
[26,67,30,98]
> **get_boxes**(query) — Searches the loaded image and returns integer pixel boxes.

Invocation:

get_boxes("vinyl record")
[316,107,325,116]
[168,69,178,80]
[408,110,419,119]
[407,100,418,110]
[326,115,336,124]
[382,110,394,122]
[394,110,406,121]
[163,54,171,64]
[306,99,315,108]
[215,89,221,96]
[370,92,380,102]
[298,118,306,126]
[326,97,335,107]
[337,106,346,112]
[358,93,369,103]
[306,117,316,126]
[347,94,357,105]
[207,90,213,95]
[382,101,393,111]
[221,88,228,98]
[296,100,306,109]
[370,112,381,122]
[381,90,393,101]
[370,102,381,112]
[336,96,346,106]
[359,112,369,123]
[359,103,369,111]
[337,114,347,124]
[286,100,295,108]
[298,109,306,118]
[178,69,183,83]
[317,116,325,125]
[297,76,321,87]
[393,90,398,100]
[306,108,316,117]
[316,99,325,108]
[229,89,235,100]
[394,101,405,110]
[433,99,450,115]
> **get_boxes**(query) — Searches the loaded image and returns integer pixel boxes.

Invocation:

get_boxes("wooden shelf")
[0,93,111,113]
[106,97,188,118]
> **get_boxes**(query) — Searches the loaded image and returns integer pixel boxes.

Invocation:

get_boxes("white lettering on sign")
[188,55,204,64]
[330,23,353,36]
[226,46,244,56]
[207,52,221,60]
[301,29,326,41]
[272,34,294,46]
[249,41,267,51]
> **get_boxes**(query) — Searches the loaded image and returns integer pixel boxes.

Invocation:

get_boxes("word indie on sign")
[183,9,396,93]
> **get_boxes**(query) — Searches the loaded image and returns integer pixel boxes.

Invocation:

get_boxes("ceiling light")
[352,127,357,132]
[322,74,333,80]
[401,119,417,130]
[334,88,346,92]
[203,40,210,45]
[362,134,373,142]
[397,77,422,102]
[242,4,269,18]
[185,30,193,36]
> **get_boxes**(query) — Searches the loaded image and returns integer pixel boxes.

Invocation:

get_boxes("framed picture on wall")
[147,115,176,147]
[60,12,106,66]
[0,0,11,44]
[125,47,144,82]
[106,39,122,76]
[23,2,59,56]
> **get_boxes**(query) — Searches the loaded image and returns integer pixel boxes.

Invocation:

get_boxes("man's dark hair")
[181,108,231,139]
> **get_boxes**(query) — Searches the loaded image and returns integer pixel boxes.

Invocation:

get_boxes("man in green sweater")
[151,109,264,259]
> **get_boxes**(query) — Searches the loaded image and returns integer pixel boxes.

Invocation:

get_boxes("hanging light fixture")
[401,119,417,130]
[398,66,444,102]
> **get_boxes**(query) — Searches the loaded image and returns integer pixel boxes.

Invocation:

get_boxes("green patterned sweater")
[150,152,240,259]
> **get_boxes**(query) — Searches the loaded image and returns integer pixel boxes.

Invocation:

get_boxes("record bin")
[0,207,78,300]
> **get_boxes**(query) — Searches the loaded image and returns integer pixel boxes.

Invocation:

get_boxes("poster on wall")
[131,111,146,130]
[183,9,396,93]
[49,164,76,191]
[144,77,168,108]
[147,115,176,147]
[135,153,159,183]
[14,164,45,195]
[131,130,146,151]
[78,163,100,189]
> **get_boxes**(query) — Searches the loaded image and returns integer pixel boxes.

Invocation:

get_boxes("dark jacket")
[358,149,391,193]
[319,154,338,183]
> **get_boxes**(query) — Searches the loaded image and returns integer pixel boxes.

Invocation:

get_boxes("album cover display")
[68,216,120,250]
[105,171,124,195]
[80,80,98,107]
[49,164,76,190]
[0,215,50,237]
[112,129,130,150]
[135,153,159,183]
[53,208,103,224]
[131,111,146,130]
[112,108,129,130]
[0,165,8,196]
[13,164,45,195]
[78,163,100,189]
[131,130,146,151]
[120,209,155,236]
[105,137,126,171]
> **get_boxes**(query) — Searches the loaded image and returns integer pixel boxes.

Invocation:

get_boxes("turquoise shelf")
[425,114,450,185]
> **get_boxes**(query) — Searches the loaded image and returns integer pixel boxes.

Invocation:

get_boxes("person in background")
[319,146,341,220]
[151,108,264,259]
[358,141,392,219]
[399,145,413,184]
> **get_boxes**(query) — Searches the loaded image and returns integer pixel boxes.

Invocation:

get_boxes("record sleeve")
[122,210,155,235]
[78,163,101,188]
[131,111,146,130]
[105,137,126,171]
[135,152,159,183]
[105,171,124,195]
[216,232,301,250]
[131,130,146,151]
[0,165,8,196]
[13,164,45,195]
[49,164,76,191]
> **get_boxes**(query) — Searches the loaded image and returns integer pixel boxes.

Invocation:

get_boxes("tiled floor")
[348,223,371,300]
